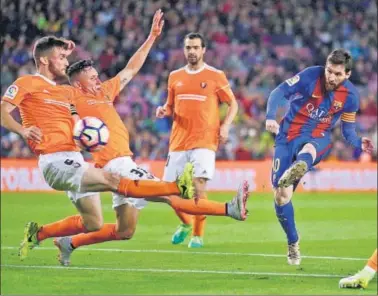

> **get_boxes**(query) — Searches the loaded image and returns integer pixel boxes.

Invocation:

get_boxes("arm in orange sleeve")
[1,82,42,143]
[0,101,25,136]
[116,35,157,91]
[216,72,238,126]
[116,10,164,91]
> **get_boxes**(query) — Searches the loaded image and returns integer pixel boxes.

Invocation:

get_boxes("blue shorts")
[271,135,332,189]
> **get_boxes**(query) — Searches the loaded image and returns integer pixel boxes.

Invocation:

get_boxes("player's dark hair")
[327,49,353,73]
[33,36,68,66]
[66,60,94,79]
[184,32,206,48]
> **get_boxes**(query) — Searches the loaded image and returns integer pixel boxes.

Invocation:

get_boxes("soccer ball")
[73,117,109,152]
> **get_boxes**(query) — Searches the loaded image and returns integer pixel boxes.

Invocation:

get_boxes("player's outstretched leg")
[19,222,40,260]
[339,249,377,289]
[117,163,195,199]
[169,180,250,220]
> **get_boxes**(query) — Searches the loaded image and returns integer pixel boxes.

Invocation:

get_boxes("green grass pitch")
[1,191,377,295]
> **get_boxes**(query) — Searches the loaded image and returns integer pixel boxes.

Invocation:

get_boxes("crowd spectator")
[1,0,377,161]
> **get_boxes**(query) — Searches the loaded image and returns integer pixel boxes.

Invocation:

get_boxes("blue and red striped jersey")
[274,66,360,142]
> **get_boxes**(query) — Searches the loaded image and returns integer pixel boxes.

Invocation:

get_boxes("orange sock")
[71,224,123,248]
[169,196,226,216]
[192,194,208,237]
[37,215,86,242]
[174,210,193,225]
[367,249,377,271]
[117,178,180,197]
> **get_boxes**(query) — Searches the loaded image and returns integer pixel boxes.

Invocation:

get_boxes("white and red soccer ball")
[73,117,109,152]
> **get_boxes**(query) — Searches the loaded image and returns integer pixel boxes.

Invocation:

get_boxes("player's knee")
[116,227,136,240]
[300,143,317,159]
[274,188,292,205]
[103,172,121,191]
[84,217,104,232]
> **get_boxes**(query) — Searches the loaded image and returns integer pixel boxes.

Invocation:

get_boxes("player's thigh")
[271,144,295,188]
[309,138,332,165]
[114,203,140,236]
[80,166,120,192]
[189,148,216,180]
[38,151,90,192]
[104,156,153,210]
[67,192,103,230]
[162,151,188,182]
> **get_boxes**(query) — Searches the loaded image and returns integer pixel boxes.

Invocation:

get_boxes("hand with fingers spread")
[21,126,42,143]
[150,9,164,38]
[266,119,280,135]
[361,137,374,154]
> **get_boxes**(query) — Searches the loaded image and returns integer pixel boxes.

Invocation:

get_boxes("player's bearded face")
[324,63,351,91]
[48,47,69,79]
[184,38,205,65]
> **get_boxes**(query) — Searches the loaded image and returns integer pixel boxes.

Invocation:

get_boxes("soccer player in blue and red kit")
[265,49,374,265]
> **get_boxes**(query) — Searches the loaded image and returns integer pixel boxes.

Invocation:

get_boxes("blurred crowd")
[1,0,377,161]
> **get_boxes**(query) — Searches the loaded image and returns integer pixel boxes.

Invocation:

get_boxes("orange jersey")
[166,64,235,152]
[2,74,78,155]
[73,76,133,168]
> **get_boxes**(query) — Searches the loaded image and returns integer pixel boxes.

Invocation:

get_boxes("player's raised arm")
[116,9,164,91]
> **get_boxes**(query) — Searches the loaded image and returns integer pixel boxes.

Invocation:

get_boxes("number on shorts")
[273,158,280,172]
[64,159,81,168]
[130,167,155,180]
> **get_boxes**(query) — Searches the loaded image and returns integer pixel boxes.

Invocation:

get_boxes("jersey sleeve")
[341,91,359,123]
[215,71,235,104]
[2,79,30,106]
[266,66,322,120]
[278,66,323,98]
[102,76,121,102]
[340,90,361,148]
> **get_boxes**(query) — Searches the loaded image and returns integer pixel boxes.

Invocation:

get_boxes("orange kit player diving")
[156,32,240,248]
[0,12,250,265]
[0,32,195,261]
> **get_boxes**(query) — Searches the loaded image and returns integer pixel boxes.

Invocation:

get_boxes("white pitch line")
[1,264,345,278]
[1,246,365,261]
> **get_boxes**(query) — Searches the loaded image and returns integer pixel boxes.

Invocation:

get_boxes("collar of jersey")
[34,73,57,85]
[184,63,206,74]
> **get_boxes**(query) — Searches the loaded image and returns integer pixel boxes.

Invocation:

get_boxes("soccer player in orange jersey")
[156,33,240,248]
[1,12,249,264]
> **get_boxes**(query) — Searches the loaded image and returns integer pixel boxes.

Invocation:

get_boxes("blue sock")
[296,152,313,170]
[275,201,298,244]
